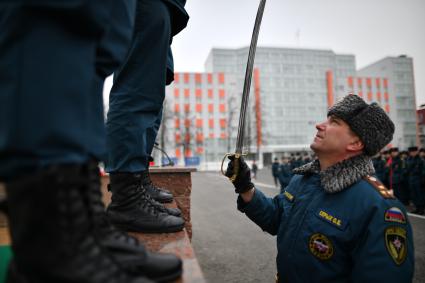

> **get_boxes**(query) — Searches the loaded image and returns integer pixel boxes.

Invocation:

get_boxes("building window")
[184,89,190,98]
[195,73,202,84]
[218,72,225,84]
[184,73,190,84]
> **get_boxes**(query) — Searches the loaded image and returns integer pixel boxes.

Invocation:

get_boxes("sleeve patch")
[384,207,406,224]
[385,226,408,265]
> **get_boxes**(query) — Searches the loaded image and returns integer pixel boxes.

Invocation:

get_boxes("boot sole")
[113,222,185,234]
[148,266,183,283]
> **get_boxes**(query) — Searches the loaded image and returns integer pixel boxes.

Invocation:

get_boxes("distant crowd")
[271,147,425,215]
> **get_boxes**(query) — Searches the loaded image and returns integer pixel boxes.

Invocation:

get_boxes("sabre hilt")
[221,152,246,182]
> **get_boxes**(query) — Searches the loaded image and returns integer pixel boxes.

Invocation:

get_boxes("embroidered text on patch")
[318,210,342,227]
[283,191,294,202]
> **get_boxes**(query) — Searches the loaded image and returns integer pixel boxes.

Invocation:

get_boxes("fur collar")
[292,154,375,194]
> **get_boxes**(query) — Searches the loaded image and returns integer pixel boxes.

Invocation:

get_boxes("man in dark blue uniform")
[277,156,292,193]
[226,95,414,282]
[272,157,280,187]
[0,1,150,282]
[0,1,183,282]
[389,147,410,205]
[372,151,386,183]
[407,146,425,214]
[105,0,189,233]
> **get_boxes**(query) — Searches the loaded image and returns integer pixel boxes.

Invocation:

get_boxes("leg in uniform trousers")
[0,1,151,282]
[105,0,187,233]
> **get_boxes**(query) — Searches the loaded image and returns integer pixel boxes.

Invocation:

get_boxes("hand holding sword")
[221,0,267,184]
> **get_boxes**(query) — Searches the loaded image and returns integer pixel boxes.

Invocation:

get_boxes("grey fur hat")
[327,94,394,156]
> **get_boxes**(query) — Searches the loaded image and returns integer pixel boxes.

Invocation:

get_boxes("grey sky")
[171,0,425,105]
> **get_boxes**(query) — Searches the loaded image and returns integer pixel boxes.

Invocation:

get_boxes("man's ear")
[347,138,364,152]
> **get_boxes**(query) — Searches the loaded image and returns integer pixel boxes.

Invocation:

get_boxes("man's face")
[409,150,418,157]
[391,151,399,158]
[310,116,360,155]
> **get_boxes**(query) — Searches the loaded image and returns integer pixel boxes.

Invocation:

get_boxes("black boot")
[5,164,151,283]
[85,162,183,282]
[107,172,185,233]
[141,170,173,203]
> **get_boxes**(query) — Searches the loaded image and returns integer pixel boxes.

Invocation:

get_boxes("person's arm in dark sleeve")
[236,188,284,236]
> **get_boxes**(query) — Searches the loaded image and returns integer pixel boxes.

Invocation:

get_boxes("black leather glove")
[225,156,254,194]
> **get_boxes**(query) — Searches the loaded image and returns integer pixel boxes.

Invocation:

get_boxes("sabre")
[221,0,267,182]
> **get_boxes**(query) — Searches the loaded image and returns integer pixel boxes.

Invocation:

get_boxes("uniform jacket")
[272,162,280,177]
[372,157,386,184]
[278,163,292,187]
[162,0,189,36]
[238,154,414,283]
[388,156,407,185]
[407,155,425,183]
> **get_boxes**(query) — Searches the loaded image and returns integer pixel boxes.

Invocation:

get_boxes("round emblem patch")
[309,233,334,260]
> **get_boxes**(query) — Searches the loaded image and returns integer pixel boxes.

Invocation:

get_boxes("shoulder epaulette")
[363,175,395,199]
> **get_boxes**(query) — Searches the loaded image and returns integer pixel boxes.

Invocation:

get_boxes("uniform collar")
[292,154,375,194]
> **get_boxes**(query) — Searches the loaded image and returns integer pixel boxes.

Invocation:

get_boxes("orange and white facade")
[160,48,417,167]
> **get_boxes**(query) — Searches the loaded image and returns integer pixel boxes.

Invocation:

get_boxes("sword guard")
[221,152,247,182]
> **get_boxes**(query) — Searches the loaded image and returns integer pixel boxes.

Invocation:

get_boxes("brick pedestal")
[101,167,205,283]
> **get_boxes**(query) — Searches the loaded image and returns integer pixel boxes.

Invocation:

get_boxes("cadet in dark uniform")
[372,152,387,183]
[0,1,153,282]
[278,157,292,193]
[272,157,280,187]
[0,1,184,282]
[105,0,189,233]
[226,95,414,282]
[407,146,425,214]
[389,148,410,205]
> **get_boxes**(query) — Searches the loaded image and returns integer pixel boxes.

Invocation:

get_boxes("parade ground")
[191,169,425,283]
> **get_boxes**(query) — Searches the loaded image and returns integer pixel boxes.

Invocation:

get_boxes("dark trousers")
[105,0,172,173]
[0,1,136,181]
[410,179,425,209]
[393,183,410,205]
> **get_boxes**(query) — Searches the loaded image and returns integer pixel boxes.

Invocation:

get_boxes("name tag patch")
[283,191,294,202]
[315,209,347,230]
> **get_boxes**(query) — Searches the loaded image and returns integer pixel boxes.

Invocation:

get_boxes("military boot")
[87,162,183,282]
[106,172,185,233]
[141,168,173,203]
[5,164,152,283]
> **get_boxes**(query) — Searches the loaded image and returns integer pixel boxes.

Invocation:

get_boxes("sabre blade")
[235,0,267,154]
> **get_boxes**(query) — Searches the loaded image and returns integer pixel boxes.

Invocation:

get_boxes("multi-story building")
[357,56,418,148]
[160,48,417,168]
[160,72,237,168]
[417,105,425,147]
[206,47,357,164]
